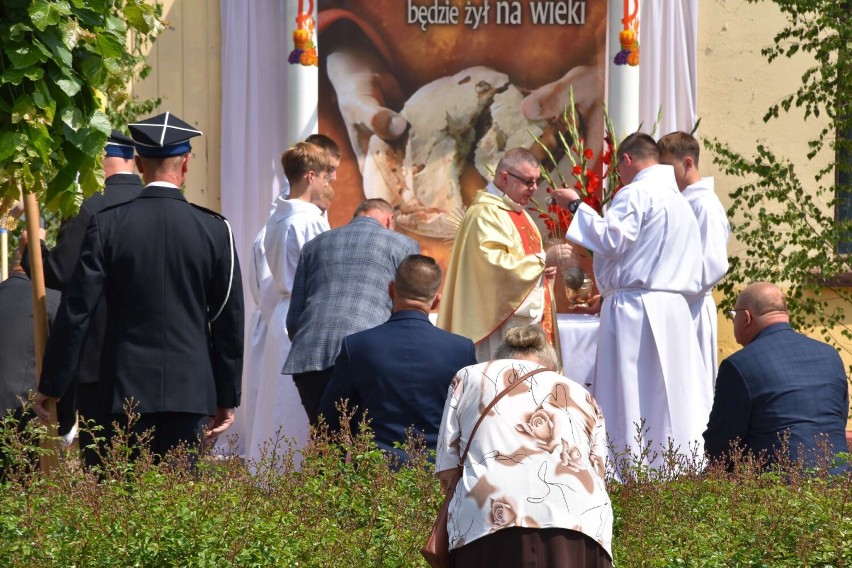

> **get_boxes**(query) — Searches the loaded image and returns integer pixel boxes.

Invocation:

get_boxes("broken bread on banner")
[363,66,548,239]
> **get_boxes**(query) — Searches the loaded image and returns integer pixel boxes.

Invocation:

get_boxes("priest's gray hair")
[495,147,539,176]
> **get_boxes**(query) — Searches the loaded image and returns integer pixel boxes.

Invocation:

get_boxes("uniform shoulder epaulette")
[189,202,228,221]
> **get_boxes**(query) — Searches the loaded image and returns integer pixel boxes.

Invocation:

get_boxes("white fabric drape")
[219,1,315,457]
[638,0,699,136]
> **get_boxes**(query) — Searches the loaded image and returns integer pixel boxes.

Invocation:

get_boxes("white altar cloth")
[428,313,600,389]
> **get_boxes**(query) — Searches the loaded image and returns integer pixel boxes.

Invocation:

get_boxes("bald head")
[738,283,787,315]
[732,282,789,345]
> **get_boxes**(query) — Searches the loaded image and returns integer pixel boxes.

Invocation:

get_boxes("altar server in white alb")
[552,132,711,468]
[244,142,334,462]
[658,131,730,388]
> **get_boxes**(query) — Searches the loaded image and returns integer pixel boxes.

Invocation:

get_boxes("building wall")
[131,0,222,212]
[697,1,852,367]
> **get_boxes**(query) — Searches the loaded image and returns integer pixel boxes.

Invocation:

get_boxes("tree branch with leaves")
[709,0,852,352]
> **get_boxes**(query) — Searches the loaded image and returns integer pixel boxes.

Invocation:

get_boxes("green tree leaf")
[91,31,124,59]
[59,106,84,133]
[89,110,112,136]
[6,23,32,42]
[78,52,105,84]
[11,95,37,124]
[55,76,82,97]
[32,80,57,122]
[28,0,71,32]
[39,26,73,68]
[0,132,26,161]
[79,158,105,197]
[6,43,45,69]
[25,122,53,163]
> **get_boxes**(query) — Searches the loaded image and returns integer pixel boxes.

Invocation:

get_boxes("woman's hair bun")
[503,325,547,350]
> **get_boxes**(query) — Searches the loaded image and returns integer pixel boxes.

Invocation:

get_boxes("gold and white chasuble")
[438,189,559,364]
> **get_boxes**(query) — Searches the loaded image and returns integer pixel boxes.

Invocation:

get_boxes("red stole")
[506,209,556,347]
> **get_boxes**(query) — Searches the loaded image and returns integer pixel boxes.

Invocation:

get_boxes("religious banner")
[317,0,607,270]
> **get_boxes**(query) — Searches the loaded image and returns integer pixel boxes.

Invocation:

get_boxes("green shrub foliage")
[1,409,851,567]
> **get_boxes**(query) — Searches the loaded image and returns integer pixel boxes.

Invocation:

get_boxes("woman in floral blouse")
[435,325,613,567]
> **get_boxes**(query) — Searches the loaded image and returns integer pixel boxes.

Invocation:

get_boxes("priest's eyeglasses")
[727,308,748,320]
[506,171,542,188]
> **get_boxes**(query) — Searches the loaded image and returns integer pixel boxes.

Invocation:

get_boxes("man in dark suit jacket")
[23,131,143,463]
[0,233,60,418]
[34,113,244,459]
[284,198,420,426]
[319,255,477,462]
[704,282,849,471]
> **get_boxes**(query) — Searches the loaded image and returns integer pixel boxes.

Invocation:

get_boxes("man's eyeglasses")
[506,171,542,188]
[727,308,748,320]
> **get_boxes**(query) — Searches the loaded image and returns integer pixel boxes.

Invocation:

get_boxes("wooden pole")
[0,229,7,281]
[22,189,59,472]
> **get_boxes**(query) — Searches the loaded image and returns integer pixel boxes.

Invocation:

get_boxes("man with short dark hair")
[553,132,709,467]
[284,198,420,425]
[704,283,849,471]
[34,112,244,459]
[319,254,476,462]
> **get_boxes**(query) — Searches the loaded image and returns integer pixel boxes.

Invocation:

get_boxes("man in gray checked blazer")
[284,198,420,425]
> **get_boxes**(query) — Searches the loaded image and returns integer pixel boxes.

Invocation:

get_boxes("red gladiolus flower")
[584,148,594,160]
[574,181,583,190]
[583,196,601,211]
[572,165,583,176]
[587,173,601,196]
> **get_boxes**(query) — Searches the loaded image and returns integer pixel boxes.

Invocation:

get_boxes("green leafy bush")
[1,410,850,567]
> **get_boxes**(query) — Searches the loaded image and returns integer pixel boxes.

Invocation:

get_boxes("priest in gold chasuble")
[438,148,561,364]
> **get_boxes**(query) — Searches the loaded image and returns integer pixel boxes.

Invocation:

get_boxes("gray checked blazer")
[283,215,419,375]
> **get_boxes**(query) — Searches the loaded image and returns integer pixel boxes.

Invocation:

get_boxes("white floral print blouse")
[435,359,613,558]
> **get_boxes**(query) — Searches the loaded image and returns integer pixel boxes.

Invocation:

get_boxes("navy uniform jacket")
[318,310,477,461]
[39,184,244,416]
[703,322,849,468]
[0,273,60,415]
[24,173,143,385]
[283,216,420,375]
